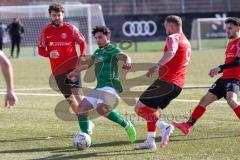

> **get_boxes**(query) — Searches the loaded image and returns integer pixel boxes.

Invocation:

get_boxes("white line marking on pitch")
[0,92,227,104]
[0,88,52,91]
[0,85,210,91]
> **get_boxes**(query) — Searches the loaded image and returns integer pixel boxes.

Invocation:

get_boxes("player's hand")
[122,62,131,70]
[5,90,17,108]
[146,65,158,78]
[209,67,221,77]
[50,50,59,59]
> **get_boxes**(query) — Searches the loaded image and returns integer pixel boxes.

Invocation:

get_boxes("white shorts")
[84,86,120,109]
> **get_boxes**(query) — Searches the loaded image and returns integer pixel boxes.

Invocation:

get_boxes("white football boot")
[135,137,156,151]
[159,124,174,148]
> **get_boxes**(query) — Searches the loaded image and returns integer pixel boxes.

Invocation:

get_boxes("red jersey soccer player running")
[38,3,87,115]
[173,17,240,136]
[135,15,191,150]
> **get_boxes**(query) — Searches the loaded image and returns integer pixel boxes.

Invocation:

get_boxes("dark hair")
[48,3,64,14]
[165,15,182,26]
[225,17,240,26]
[92,26,111,36]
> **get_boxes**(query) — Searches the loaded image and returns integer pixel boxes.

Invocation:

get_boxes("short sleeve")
[111,46,122,57]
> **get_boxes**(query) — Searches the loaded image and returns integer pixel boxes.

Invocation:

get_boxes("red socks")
[187,105,206,126]
[137,106,159,132]
[233,106,240,119]
[187,104,240,126]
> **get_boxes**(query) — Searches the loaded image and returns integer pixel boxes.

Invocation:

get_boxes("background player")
[173,17,240,135]
[38,3,87,115]
[70,26,137,144]
[135,15,191,150]
[0,51,17,107]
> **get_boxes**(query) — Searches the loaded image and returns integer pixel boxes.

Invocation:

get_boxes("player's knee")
[96,104,111,116]
[226,97,237,109]
[71,88,82,96]
[66,95,75,102]
[71,89,78,96]
[67,93,77,99]
[134,101,143,114]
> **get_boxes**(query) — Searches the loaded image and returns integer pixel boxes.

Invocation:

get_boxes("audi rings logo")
[122,20,157,37]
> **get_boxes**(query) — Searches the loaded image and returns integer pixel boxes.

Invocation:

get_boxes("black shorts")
[139,79,182,109]
[54,70,82,99]
[209,78,240,99]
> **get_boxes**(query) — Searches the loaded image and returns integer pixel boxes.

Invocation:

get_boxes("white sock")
[156,120,169,130]
[147,132,156,140]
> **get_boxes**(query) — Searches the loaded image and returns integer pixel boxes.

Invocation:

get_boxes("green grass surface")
[1,38,228,57]
[0,46,239,160]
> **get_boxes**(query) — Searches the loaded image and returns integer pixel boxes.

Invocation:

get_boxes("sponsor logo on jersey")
[49,42,71,46]
[226,53,236,58]
[61,33,67,39]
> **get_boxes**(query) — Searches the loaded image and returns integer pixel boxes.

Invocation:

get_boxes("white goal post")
[191,18,228,50]
[0,3,105,55]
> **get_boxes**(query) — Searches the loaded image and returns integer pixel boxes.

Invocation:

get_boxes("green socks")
[78,109,129,134]
[107,109,129,128]
[77,113,90,134]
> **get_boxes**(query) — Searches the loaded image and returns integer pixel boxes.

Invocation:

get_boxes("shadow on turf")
[30,149,154,160]
[170,134,240,142]
[1,134,239,159]
[0,135,72,143]
[0,143,154,160]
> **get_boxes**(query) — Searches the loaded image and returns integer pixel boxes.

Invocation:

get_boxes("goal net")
[0,3,105,56]
[191,18,228,50]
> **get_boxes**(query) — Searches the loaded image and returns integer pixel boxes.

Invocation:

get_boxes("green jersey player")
[69,26,136,145]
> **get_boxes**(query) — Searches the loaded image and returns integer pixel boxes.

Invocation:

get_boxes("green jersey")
[92,44,123,93]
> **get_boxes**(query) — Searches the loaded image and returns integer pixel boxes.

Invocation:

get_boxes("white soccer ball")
[73,132,91,150]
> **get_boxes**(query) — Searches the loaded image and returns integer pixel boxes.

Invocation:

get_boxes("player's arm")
[0,51,17,108]
[73,26,87,57]
[146,35,179,78]
[116,52,132,70]
[67,57,94,79]
[38,28,49,58]
[76,57,95,71]
[72,26,87,71]
[209,43,240,77]
[218,57,240,72]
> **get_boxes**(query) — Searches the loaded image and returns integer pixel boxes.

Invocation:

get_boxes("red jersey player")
[38,3,87,115]
[135,15,191,150]
[172,17,240,136]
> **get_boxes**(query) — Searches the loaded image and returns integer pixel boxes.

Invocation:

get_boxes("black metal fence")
[80,0,240,15]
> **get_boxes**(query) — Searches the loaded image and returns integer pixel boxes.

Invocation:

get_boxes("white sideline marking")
[0,91,227,104]
[0,85,210,91]
[0,92,62,97]
[0,88,52,91]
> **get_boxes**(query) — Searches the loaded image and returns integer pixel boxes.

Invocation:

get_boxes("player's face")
[226,23,239,39]
[50,11,64,27]
[164,22,174,35]
[94,32,110,47]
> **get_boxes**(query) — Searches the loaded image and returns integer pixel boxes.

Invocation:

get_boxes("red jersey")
[38,22,87,76]
[222,38,240,80]
[160,32,191,88]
